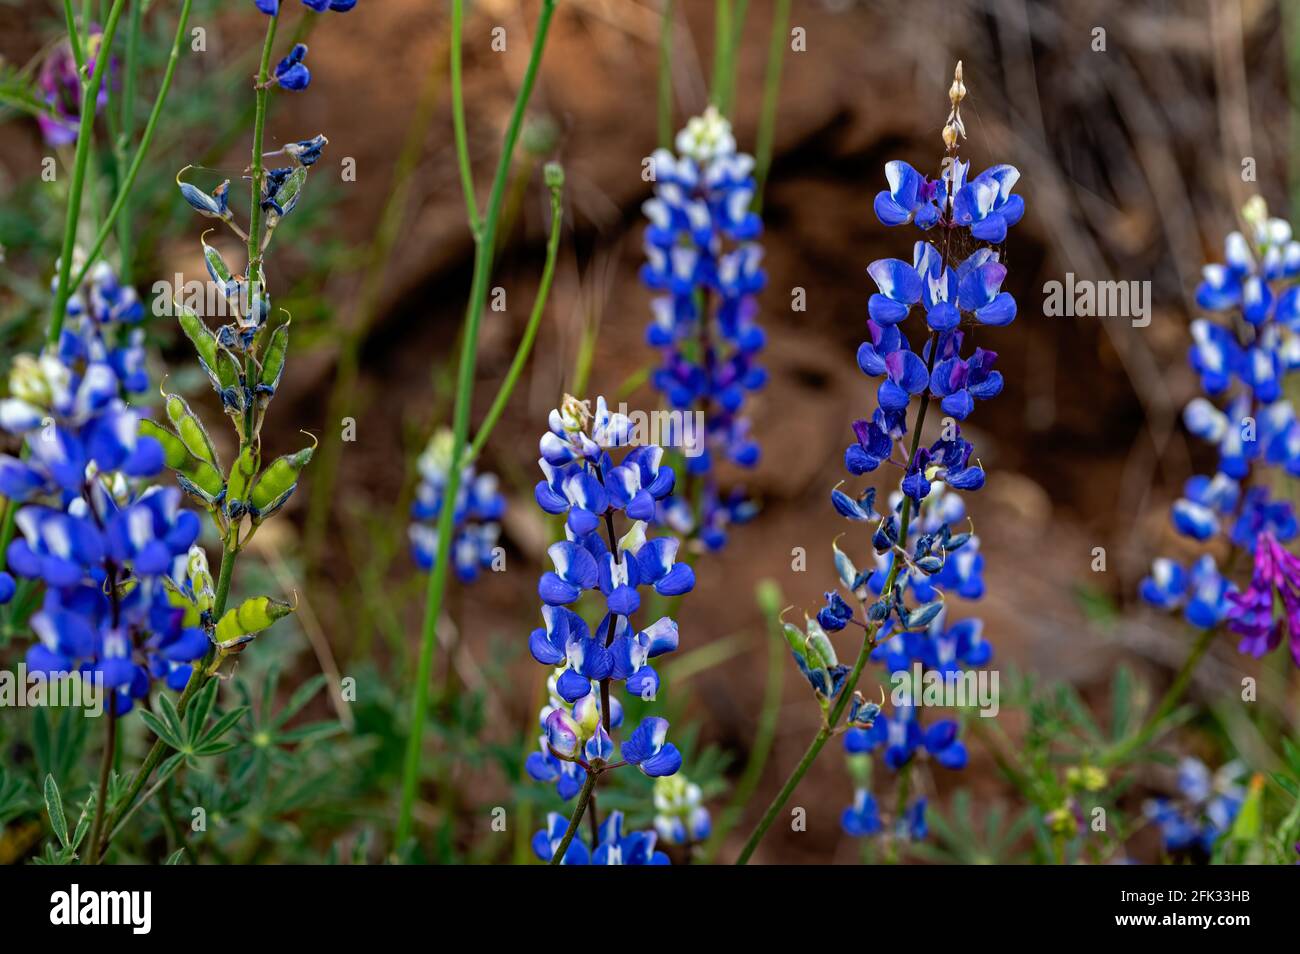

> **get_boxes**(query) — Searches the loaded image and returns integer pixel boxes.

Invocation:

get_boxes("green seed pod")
[187,545,215,616]
[781,621,806,659]
[258,321,290,401]
[249,439,314,520]
[177,305,225,392]
[175,459,225,508]
[139,418,190,470]
[214,595,294,647]
[262,166,307,239]
[805,616,839,669]
[203,238,235,290]
[224,444,259,518]
[164,393,220,470]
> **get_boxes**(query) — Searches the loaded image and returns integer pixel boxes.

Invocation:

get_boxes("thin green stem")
[657,0,674,149]
[1102,624,1219,767]
[467,173,564,460]
[63,0,87,72]
[701,580,786,862]
[736,329,940,863]
[752,0,790,213]
[734,620,876,864]
[450,0,481,236]
[70,0,195,292]
[95,545,236,858]
[549,769,597,865]
[711,0,732,112]
[305,34,447,565]
[84,704,117,864]
[395,0,558,848]
[1287,0,1300,217]
[114,0,143,282]
[49,0,128,345]
[246,15,280,269]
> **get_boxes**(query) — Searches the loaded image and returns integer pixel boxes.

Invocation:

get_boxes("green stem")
[657,0,674,149]
[1287,0,1300,217]
[752,0,790,213]
[450,0,481,236]
[736,338,940,864]
[95,545,236,858]
[1102,624,1219,767]
[549,769,597,865]
[84,705,117,864]
[49,0,128,345]
[701,581,786,862]
[246,14,280,270]
[63,0,87,72]
[305,35,446,565]
[734,626,875,864]
[467,174,564,460]
[70,0,195,292]
[395,0,558,849]
[711,0,732,111]
[115,0,143,281]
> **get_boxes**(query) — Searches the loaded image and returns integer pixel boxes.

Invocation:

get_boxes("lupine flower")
[822,69,1018,842]
[653,774,711,846]
[1226,533,1300,663]
[272,44,311,91]
[1144,197,1300,668]
[1143,758,1244,858]
[530,810,669,865]
[1,264,209,714]
[526,396,692,858]
[35,28,112,146]
[621,716,683,777]
[641,107,767,550]
[408,428,504,583]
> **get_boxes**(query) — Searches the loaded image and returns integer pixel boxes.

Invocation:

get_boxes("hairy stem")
[84,705,117,864]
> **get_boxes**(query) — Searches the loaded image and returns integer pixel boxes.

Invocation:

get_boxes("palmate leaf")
[139,708,185,751]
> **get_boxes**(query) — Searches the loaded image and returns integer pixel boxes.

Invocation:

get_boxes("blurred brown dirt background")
[3,0,1297,862]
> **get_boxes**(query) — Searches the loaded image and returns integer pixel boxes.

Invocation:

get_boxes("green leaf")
[185,678,220,743]
[275,674,327,728]
[43,774,69,849]
[164,848,186,865]
[200,706,249,747]
[138,709,184,751]
[1109,665,1133,741]
[1281,737,1300,778]
[1229,776,1264,843]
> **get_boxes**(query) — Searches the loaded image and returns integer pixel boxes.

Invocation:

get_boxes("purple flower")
[1227,533,1300,665]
